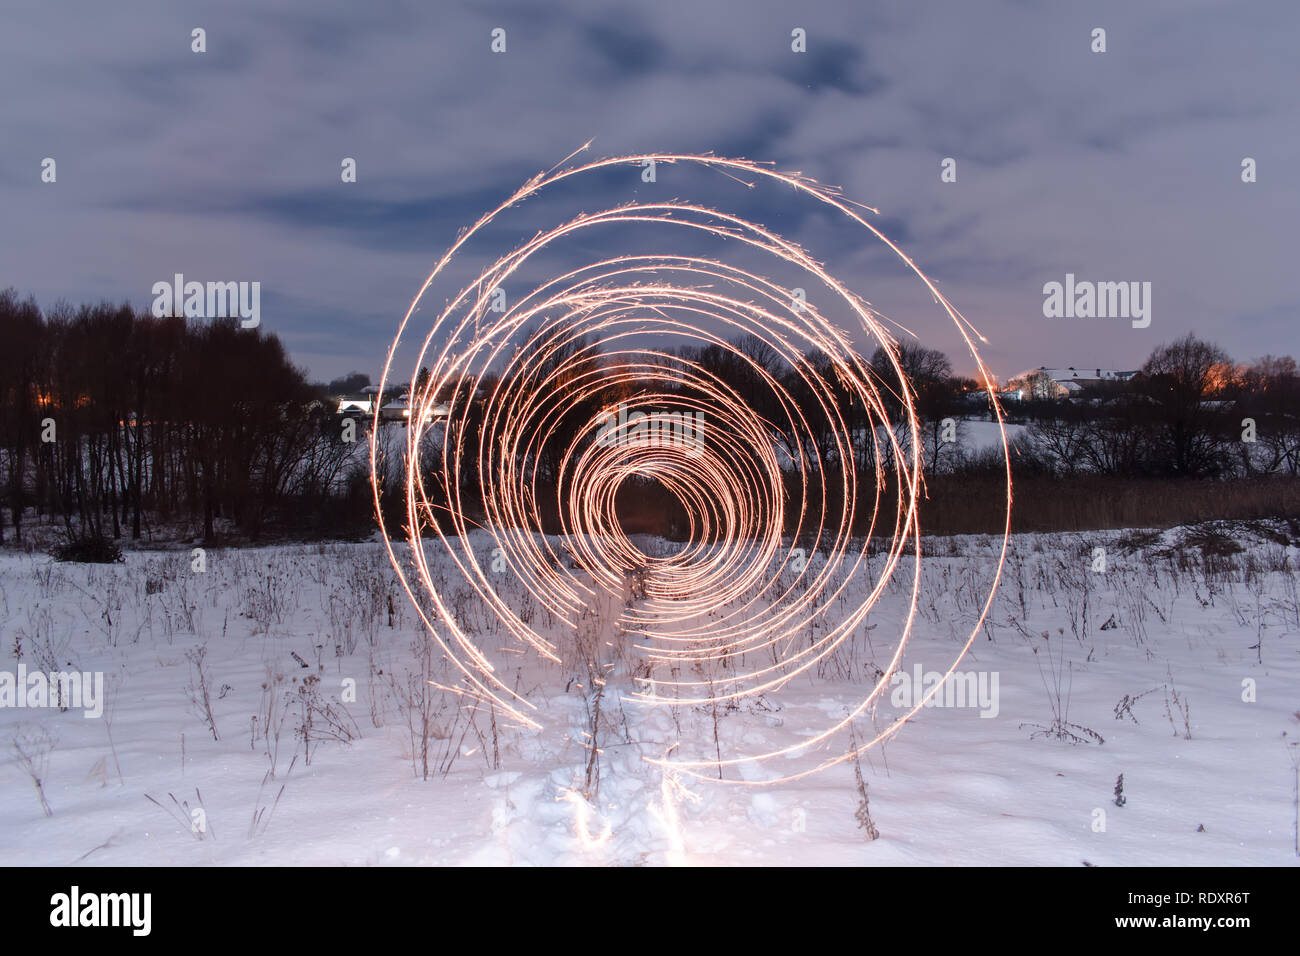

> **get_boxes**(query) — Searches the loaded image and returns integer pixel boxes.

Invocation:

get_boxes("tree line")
[414,326,1299,536]
[3,285,1295,553]
[1009,337,1300,480]
[0,290,362,555]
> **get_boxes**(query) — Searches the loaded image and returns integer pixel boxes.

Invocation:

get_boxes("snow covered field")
[1,521,1297,867]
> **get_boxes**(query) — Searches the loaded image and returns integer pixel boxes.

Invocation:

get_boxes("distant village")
[997,366,1139,402]
[331,365,1144,427]
[334,384,450,425]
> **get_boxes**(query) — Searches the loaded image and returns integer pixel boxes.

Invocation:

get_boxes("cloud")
[0,0,1296,381]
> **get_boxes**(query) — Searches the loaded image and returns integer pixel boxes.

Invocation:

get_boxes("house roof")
[1036,366,1138,382]
[337,396,373,413]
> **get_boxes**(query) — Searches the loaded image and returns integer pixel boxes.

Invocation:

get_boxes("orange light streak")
[371,153,1013,783]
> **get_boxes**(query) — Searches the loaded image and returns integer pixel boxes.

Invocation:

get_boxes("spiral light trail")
[371,151,1013,784]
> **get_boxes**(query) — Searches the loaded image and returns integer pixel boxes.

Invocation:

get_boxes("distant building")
[1016,366,1139,400]
[1038,367,1138,385]
[378,398,451,425]
[336,393,374,415]
[337,383,415,417]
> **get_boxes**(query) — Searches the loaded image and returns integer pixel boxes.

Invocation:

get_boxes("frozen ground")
[1,520,1297,866]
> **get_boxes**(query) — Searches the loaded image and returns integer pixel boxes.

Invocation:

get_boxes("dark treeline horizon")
[2,287,1298,556]
[0,289,368,555]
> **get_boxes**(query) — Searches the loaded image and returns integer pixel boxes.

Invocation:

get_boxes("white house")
[337,383,412,417]
[1038,367,1138,385]
[337,394,373,415]
[378,398,451,425]
[1016,366,1139,400]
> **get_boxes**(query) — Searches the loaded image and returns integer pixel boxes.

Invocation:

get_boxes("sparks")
[371,152,1013,784]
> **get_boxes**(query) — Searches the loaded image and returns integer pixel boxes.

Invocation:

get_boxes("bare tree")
[1140,334,1233,477]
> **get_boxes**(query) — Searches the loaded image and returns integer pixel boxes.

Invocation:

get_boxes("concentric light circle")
[371,153,1012,783]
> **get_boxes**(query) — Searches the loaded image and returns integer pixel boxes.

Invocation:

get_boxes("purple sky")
[2,0,1296,382]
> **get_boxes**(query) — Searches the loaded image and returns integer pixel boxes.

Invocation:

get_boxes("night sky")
[3,0,1295,381]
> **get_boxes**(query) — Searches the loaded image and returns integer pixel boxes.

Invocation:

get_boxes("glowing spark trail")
[372,153,1013,784]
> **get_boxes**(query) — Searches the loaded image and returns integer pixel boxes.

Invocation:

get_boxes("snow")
[956,418,1029,454]
[1,523,1297,866]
